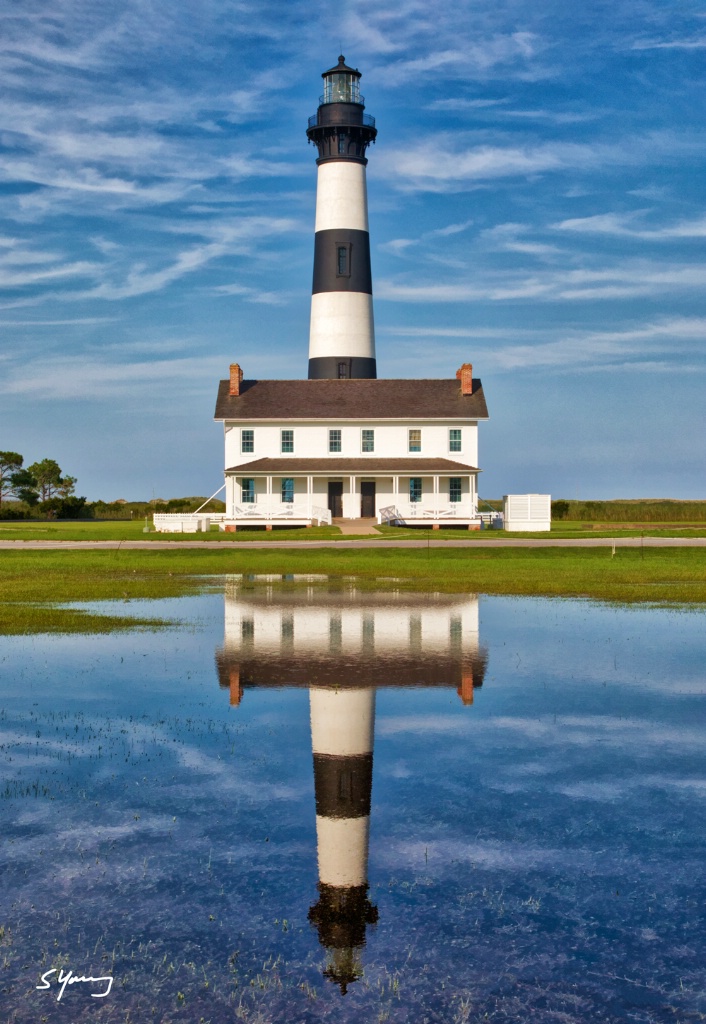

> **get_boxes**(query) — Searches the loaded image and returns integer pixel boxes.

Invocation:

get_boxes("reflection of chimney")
[458,666,475,706]
[228,666,243,706]
[308,688,378,993]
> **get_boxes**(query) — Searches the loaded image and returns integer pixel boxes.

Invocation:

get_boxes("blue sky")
[1,0,705,500]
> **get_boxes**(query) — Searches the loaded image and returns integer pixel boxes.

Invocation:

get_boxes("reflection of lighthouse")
[308,688,378,992]
[215,578,487,989]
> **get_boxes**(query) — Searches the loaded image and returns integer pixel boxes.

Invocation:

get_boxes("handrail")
[308,112,375,129]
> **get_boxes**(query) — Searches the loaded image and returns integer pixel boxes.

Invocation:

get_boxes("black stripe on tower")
[312,229,372,295]
[313,752,373,818]
[308,356,377,380]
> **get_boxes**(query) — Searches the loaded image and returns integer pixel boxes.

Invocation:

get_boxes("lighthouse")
[306,56,378,380]
[307,686,378,993]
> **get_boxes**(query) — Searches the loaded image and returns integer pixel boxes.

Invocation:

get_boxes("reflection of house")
[215,577,487,703]
[214,57,488,530]
[215,577,487,992]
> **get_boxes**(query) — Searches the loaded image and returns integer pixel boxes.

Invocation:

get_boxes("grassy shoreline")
[1,545,706,634]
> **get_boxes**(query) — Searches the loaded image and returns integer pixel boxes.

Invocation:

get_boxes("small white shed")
[503,494,551,532]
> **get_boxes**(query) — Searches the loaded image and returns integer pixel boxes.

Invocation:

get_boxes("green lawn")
[2,519,706,542]
[1,545,705,635]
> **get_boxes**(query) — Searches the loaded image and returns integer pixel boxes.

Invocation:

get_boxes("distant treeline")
[0,496,226,521]
[551,500,706,522]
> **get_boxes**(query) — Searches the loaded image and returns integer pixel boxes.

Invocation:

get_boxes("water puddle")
[1,577,704,1022]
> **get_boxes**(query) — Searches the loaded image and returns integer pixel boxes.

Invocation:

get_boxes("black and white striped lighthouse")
[306,56,378,380]
[307,687,378,993]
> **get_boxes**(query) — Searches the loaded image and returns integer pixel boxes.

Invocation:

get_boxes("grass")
[1,545,706,636]
[3,519,706,542]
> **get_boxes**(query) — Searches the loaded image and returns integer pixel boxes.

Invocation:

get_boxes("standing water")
[1,577,704,1022]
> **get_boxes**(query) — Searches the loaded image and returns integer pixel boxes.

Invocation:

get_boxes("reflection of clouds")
[377,715,469,736]
[378,839,595,873]
[0,716,307,804]
[485,716,705,750]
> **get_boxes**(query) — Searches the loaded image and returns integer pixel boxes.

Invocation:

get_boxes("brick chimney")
[229,363,243,396]
[456,363,473,395]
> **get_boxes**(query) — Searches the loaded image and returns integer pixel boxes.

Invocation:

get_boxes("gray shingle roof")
[214,377,489,421]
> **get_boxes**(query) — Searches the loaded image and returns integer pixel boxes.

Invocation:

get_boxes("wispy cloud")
[377,133,691,191]
[632,35,706,50]
[382,316,706,374]
[553,212,706,240]
[378,260,706,303]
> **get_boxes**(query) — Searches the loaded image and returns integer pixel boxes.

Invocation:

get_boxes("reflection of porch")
[223,458,482,528]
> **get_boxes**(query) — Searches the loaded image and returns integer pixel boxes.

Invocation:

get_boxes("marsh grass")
[1,546,706,636]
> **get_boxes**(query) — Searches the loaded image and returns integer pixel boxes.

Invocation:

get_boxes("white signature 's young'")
[36,967,114,1001]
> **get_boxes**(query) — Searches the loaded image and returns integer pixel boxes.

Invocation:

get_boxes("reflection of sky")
[1,590,705,1022]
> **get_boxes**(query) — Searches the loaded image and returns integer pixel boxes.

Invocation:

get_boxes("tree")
[10,468,39,506]
[26,459,76,502]
[0,451,23,508]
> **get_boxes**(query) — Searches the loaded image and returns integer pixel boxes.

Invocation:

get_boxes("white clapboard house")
[214,56,489,531]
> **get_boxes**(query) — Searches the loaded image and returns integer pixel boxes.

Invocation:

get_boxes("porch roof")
[226,457,479,475]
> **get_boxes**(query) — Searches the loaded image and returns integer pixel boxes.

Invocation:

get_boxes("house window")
[241,429,254,453]
[361,429,374,452]
[449,478,462,503]
[281,478,294,503]
[409,477,422,503]
[281,429,294,453]
[408,429,421,453]
[336,244,350,277]
[338,361,349,379]
[241,478,255,503]
[329,429,342,453]
[449,429,461,453]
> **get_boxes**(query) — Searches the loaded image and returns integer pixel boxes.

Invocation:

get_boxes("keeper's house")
[214,56,489,530]
[215,363,487,529]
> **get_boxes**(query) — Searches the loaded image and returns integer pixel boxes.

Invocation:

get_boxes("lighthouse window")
[449,477,462,503]
[241,429,254,453]
[408,429,422,453]
[449,429,462,453]
[338,136,346,155]
[361,429,374,452]
[281,478,294,503]
[281,429,294,453]
[336,245,350,277]
[409,477,422,503]
[329,429,342,452]
[338,362,349,378]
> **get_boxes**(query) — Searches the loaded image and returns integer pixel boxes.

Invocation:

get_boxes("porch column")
[433,475,439,515]
[266,476,272,517]
[307,475,313,517]
[350,475,356,519]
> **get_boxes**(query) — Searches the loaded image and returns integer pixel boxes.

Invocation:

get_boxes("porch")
[223,458,482,529]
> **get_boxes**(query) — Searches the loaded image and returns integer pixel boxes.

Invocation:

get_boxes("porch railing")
[378,503,478,525]
[232,502,332,525]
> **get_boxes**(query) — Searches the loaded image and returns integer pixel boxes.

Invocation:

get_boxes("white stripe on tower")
[306,56,377,380]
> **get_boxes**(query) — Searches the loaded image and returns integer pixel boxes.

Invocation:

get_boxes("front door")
[360,481,376,518]
[328,481,343,518]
